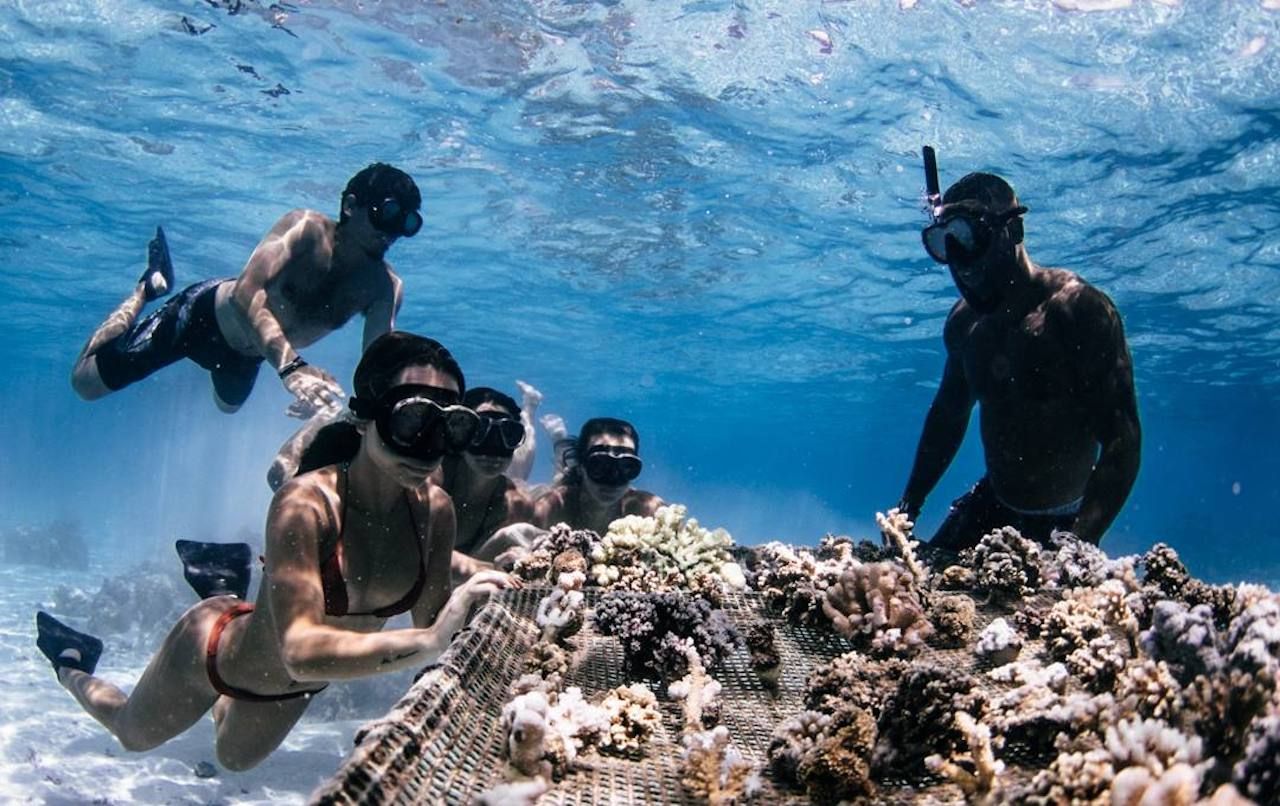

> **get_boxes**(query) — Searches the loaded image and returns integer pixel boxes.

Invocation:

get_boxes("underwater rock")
[193,760,217,778]
[50,561,189,652]
[3,520,89,570]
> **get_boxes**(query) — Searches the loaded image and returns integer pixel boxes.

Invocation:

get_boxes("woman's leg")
[507,380,543,482]
[56,599,230,752]
[211,694,314,771]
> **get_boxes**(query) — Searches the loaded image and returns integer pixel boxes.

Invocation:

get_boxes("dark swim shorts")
[94,278,263,407]
[929,476,1081,552]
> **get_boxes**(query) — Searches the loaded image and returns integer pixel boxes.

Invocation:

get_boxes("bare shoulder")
[1044,269,1122,331]
[942,298,977,353]
[424,482,455,515]
[624,490,664,517]
[266,468,339,557]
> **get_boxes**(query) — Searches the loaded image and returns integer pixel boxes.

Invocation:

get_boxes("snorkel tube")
[923,145,942,221]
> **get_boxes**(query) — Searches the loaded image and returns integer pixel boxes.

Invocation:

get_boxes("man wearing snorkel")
[895,149,1141,550]
[71,163,421,418]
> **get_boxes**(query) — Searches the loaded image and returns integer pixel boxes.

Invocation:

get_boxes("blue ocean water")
[0,0,1278,588]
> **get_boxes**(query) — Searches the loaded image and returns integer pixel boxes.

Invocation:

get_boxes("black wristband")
[278,356,308,378]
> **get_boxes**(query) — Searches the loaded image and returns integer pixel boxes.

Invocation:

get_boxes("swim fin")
[176,539,252,600]
[35,611,104,675]
[140,225,175,302]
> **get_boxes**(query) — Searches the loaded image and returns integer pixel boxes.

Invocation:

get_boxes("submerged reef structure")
[313,528,1280,805]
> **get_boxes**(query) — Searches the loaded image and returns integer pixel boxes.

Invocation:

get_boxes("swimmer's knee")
[215,743,266,772]
[117,729,166,753]
[71,359,112,401]
[211,388,243,414]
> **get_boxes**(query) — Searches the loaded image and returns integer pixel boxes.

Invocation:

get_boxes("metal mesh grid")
[312,587,1069,805]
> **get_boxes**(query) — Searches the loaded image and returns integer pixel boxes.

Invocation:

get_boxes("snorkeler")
[534,417,664,534]
[434,387,537,564]
[895,150,1141,550]
[70,164,421,417]
[37,332,516,771]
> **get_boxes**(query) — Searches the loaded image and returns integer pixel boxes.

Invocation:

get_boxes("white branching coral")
[975,617,1023,666]
[924,711,1004,803]
[597,684,661,755]
[1140,600,1223,683]
[499,688,608,780]
[875,508,929,592]
[668,642,724,733]
[821,561,932,656]
[535,571,586,642]
[590,504,745,595]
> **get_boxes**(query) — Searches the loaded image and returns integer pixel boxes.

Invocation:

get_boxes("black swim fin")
[140,225,175,302]
[176,539,252,600]
[35,611,104,675]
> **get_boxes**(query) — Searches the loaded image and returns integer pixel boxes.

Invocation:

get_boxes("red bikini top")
[320,465,428,618]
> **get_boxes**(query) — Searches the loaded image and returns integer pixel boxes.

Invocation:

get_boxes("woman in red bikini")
[35,332,515,771]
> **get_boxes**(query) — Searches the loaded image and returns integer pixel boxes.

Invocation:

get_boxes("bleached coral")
[668,642,723,732]
[987,662,1112,755]
[975,617,1023,666]
[500,687,609,780]
[534,571,586,643]
[597,683,661,755]
[590,504,745,596]
[821,560,932,656]
[924,711,1004,803]
[679,725,760,804]
[475,776,550,806]
[962,526,1044,603]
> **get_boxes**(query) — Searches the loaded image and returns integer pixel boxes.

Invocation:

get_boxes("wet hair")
[943,172,1020,213]
[296,332,464,476]
[464,387,520,418]
[340,163,421,224]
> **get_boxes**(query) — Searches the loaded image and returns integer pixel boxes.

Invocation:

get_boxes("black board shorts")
[929,476,1081,552]
[94,278,263,407]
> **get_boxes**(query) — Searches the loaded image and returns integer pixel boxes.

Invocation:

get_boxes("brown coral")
[821,561,932,656]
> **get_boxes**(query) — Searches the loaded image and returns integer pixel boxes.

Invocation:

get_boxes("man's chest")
[963,311,1080,402]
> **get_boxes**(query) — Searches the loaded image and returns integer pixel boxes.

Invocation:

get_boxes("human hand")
[515,380,543,409]
[282,365,345,419]
[443,570,520,629]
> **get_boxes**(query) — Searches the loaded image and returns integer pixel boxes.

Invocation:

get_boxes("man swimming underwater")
[896,151,1141,550]
[71,163,420,417]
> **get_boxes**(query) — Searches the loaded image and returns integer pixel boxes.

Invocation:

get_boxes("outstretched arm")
[506,380,543,482]
[898,326,974,520]
[266,480,507,682]
[1069,290,1141,544]
[229,211,343,415]
[362,270,402,351]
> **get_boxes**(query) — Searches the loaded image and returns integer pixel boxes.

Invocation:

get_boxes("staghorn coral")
[668,642,724,732]
[975,617,1023,666]
[680,725,760,804]
[821,560,932,656]
[962,526,1044,604]
[929,593,977,648]
[796,704,877,806]
[873,664,987,775]
[875,508,930,592]
[592,591,741,679]
[590,504,746,596]
[597,683,661,755]
[803,650,907,718]
[744,621,781,690]
[924,711,1004,804]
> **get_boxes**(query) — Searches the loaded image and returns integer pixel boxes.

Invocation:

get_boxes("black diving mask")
[468,414,527,457]
[922,204,1027,265]
[582,448,643,486]
[369,197,423,238]
[351,384,479,462]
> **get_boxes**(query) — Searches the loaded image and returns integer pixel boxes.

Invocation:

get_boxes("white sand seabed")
[1,564,373,805]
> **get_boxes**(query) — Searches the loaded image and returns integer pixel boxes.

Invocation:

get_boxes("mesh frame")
[312,587,1074,805]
